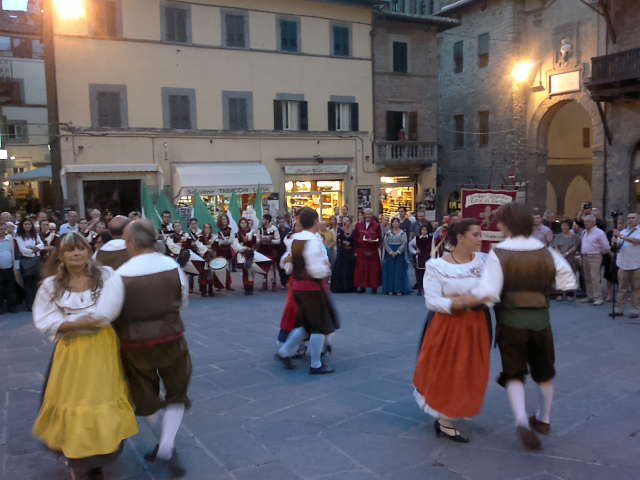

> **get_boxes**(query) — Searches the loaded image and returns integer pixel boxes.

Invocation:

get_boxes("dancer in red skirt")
[354,208,382,294]
[413,219,491,442]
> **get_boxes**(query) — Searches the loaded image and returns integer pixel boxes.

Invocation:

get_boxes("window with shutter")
[335,103,351,132]
[225,13,246,48]
[89,0,118,37]
[168,95,191,129]
[332,25,350,57]
[478,33,489,68]
[164,5,189,43]
[393,41,408,73]
[478,111,489,146]
[282,101,300,131]
[5,120,27,143]
[454,41,463,73]
[454,115,465,148]
[229,98,248,130]
[97,91,121,127]
[279,19,299,52]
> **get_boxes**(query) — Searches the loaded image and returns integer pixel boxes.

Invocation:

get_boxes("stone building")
[372,2,456,218]
[435,0,608,217]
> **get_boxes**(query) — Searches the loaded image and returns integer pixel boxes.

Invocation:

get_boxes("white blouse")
[15,235,44,258]
[33,267,125,341]
[423,253,487,314]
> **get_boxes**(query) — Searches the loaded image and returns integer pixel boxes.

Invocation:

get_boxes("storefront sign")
[357,187,372,210]
[185,185,273,196]
[284,165,349,175]
[549,70,581,95]
[461,188,518,252]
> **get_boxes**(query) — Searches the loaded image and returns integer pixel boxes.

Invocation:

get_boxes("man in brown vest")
[94,215,130,269]
[116,219,191,476]
[471,203,576,451]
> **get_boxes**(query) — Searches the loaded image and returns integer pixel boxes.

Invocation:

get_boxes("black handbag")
[20,255,41,277]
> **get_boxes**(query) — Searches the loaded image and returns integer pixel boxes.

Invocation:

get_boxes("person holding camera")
[611,213,640,318]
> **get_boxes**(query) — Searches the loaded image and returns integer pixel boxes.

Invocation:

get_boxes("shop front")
[283,164,348,221]
[380,176,416,219]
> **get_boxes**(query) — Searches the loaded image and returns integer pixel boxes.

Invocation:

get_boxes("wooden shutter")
[97,91,121,127]
[273,100,283,130]
[409,111,418,141]
[478,33,489,67]
[176,9,187,42]
[393,42,408,73]
[328,102,336,131]
[454,41,463,73]
[333,26,349,56]
[350,103,359,132]
[226,14,245,47]
[299,101,308,131]
[386,111,395,140]
[165,7,176,41]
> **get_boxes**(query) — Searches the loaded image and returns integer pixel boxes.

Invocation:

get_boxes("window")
[453,114,464,149]
[390,0,406,12]
[328,100,358,132]
[223,91,253,131]
[5,120,27,143]
[2,0,28,11]
[478,111,489,147]
[332,24,351,57]
[162,88,196,129]
[162,2,190,43]
[278,17,300,52]
[222,9,248,48]
[393,41,408,73]
[90,84,128,128]
[454,41,463,73]
[478,33,489,68]
[583,127,591,148]
[274,99,308,131]
[0,80,23,105]
[386,111,417,140]
[89,0,119,37]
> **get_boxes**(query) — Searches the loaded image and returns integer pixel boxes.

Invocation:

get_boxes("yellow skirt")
[33,326,138,459]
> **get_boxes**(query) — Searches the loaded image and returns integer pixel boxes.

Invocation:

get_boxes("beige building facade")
[53,0,377,218]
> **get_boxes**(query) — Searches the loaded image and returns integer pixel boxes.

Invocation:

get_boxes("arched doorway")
[544,101,594,216]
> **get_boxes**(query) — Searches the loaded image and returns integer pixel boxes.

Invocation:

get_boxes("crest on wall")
[552,23,579,67]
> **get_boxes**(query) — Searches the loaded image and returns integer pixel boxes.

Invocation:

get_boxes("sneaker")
[593,300,604,306]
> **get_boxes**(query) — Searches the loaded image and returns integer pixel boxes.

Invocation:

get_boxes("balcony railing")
[375,141,437,166]
[590,48,640,85]
[384,0,433,17]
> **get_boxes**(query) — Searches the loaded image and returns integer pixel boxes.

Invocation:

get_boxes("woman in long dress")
[15,218,44,310]
[331,216,356,293]
[32,232,137,479]
[413,219,491,442]
[381,217,410,295]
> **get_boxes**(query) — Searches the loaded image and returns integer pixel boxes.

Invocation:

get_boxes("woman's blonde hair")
[42,232,104,300]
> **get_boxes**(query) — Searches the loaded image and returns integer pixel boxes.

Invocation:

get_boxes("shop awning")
[8,166,52,181]
[173,162,273,196]
[62,163,160,174]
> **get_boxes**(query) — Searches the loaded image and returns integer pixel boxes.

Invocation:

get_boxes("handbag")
[20,255,41,277]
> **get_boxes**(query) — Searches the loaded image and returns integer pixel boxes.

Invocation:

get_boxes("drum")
[183,250,205,275]
[250,251,272,275]
[209,257,227,270]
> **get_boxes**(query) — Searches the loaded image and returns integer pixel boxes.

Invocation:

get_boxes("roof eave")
[376,11,460,27]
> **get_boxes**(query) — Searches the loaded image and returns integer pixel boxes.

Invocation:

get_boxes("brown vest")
[114,269,184,343]
[494,247,556,309]
[96,248,131,270]
[292,239,310,280]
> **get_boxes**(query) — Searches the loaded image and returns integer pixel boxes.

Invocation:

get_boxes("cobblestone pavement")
[2,287,640,480]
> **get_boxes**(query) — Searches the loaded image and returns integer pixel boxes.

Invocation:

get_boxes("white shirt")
[15,235,44,258]
[33,267,124,341]
[92,238,126,259]
[293,230,330,279]
[0,234,14,269]
[616,226,640,270]
[472,236,577,303]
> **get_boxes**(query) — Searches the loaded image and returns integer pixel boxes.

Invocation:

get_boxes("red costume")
[354,220,382,289]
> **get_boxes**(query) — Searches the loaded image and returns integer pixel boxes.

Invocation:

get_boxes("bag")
[20,256,41,277]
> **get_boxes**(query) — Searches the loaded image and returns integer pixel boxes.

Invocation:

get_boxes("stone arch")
[564,175,592,217]
[546,180,558,213]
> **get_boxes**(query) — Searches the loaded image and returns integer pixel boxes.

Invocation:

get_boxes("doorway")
[83,179,141,216]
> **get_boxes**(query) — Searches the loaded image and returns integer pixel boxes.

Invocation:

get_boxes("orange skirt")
[413,310,490,419]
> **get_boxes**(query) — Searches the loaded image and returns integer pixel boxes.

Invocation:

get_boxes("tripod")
[609,211,622,318]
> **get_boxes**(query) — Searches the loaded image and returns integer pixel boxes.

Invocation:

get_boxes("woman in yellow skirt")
[32,232,138,480]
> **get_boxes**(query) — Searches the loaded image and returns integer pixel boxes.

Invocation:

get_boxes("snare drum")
[209,257,228,271]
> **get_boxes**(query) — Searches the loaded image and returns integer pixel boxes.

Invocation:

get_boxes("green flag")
[254,185,263,219]
[193,191,217,231]
[157,190,179,220]
[228,192,241,234]
[141,184,162,228]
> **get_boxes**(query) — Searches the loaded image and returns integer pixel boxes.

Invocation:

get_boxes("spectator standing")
[398,207,413,237]
[0,222,17,313]
[15,219,44,310]
[411,209,433,240]
[543,210,561,234]
[331,216,356,293]
[532,212,554,247]
[59,211,79,235]
[552,220,578,301]
[580,215,610,306]
[382,218,410,295]
[611,213,640,318]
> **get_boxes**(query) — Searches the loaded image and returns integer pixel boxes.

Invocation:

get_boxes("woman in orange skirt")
[413,219,491,443]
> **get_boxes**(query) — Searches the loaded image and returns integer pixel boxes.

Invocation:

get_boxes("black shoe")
[144,444,159,462]
[370,289,377,295]
[274,353,295,369]
[309,364,335,375]
[609,312,623,317]
[357,288,365,294]
[433,420,469,443]
[517,425,542,450]
[88,467,104,480]
[145,445,186,477]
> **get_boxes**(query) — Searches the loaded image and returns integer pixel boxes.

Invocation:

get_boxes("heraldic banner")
[461,188,518,252]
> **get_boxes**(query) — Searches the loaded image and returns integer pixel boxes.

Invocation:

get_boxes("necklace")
[451,251,472,264]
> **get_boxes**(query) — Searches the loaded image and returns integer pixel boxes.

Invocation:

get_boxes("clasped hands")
[447,293,490,311]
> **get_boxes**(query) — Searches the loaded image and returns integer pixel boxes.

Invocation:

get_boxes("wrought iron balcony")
[375,141,437,166]
[587,47,640,101]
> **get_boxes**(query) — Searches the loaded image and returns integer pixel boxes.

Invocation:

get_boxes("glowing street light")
[54,0,85,19]
[512,61,534,83]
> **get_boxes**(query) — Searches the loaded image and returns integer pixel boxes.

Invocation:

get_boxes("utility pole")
[42,0,63,213]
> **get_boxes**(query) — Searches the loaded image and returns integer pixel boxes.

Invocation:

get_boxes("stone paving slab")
[2,290,640,479]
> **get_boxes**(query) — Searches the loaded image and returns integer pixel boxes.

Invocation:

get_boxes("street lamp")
[512,61,534,83]
[53,0,85,19]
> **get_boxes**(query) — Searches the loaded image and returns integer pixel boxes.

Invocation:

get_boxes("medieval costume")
[331,226,356,293]
[354,219,382,293]
[214,227,234,290]
[195,232,216,297]
[116,252,191,474]
[413,254,490,427]
[184,227,203,293]
[32,267,137,477]
[276,230,338,374]
[160,221,174,238]
[233,226,258,295]
[471,236,576,449]
[257,223,281,291]
[94,238,131,270]
[382,229,410,295]
[409,231,433,296]
[165,231,187,259]
[278,233,297,343]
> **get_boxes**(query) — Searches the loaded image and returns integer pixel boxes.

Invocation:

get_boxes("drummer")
[195,223,216,297]
[165,221,187,259]
[214,214,235,291]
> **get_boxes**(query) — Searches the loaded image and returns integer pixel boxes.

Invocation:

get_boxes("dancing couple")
[413,204,575,450]
[32,220,192,479]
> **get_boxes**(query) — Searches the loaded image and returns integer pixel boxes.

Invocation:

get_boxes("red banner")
[461,188,517,252]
